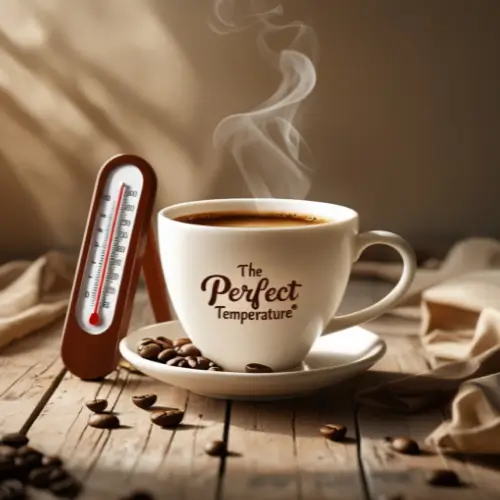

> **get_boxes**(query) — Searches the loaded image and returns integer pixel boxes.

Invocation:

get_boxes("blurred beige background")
[0,0,499,262]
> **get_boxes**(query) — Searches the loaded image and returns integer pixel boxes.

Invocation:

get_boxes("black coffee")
[175,211,327,228]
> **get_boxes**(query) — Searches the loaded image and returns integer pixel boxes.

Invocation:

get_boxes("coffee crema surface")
[175,211,328,228]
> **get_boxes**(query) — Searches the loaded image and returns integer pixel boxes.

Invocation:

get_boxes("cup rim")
[158,198,358,232]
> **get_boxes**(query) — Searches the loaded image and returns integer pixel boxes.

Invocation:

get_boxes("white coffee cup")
[158,198,416,372]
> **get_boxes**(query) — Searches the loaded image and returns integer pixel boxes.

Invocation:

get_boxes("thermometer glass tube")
[75,165,144,334]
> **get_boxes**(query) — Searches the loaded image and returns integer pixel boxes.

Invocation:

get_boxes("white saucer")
[119,321,386,401]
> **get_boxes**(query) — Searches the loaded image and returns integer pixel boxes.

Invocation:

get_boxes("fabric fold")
[0,251,75,349]
[355,238,500,454]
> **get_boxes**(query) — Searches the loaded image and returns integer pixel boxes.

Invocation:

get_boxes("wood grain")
[356,337,500,499]
[220,382,365,500]
[0,322,64,434]
[219,280,378,500]
[1,281,500,499]
[26,290,227,499]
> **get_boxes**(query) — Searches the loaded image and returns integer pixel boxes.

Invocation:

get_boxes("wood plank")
[356,335,500,499]
[221,399,301,500]
[26,291,227,499]
[219,281,380,500]
[220,380,364,500]
[2,278,499,500]
[294,387,365,500]
[0,322,64,434]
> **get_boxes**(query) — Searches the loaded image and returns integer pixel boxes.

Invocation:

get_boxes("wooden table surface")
[1,280,499,500]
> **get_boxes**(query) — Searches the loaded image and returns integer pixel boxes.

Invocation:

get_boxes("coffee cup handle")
[325,230,417,333]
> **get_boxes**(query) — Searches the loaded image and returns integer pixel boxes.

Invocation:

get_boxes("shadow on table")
[224,370,417,439]
[452,453,500,472]
[366,468,500,498]
[63,465,368,500]
[59,458,500,500]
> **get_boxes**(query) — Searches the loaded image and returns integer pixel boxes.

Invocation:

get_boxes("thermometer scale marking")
[89,182,126,326]
[75,164,144,335]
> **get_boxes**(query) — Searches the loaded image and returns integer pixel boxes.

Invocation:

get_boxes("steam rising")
[211,0,318,199]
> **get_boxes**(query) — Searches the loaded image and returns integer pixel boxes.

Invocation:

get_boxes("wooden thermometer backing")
[61,154,170,380]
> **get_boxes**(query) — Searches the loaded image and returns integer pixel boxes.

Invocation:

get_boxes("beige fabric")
[356,237,500,454]
[0,251,75,349]
[428,371,500,454]
[353,237,500,311]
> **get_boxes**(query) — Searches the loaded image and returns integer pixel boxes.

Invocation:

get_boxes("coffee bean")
[186,356,199,368]
[16,446,43,467]
[245,363,274,374]
[204,440,226,457]
[0,434,28,449]
[426,469,461,487]
[0,456,16,480]
[320,424,347,442]
[389,437,420,455]
[157,348,177,363]
[48,468,69,483]
[155,336,173,350]
[49,477,81,498]
[14,446,43,473]
[0,446,16,458]
[85,399,108,413]
[173,337,191,347]
[136,338,161,353]
[132,394,157,410]
[156,336,172,344]
[41,455,63,468]
[137,337,156,348]
[138,343,162,360]
[166,356,188,368]
[17,445,42,457]
[88,413,120,429]
[28,466,55,488]
[156,340,173,351]
[208,366,222,371]
[150,409,184,427]
[0,479,25,499]
[178,343,202,357]
[196,357,211,370]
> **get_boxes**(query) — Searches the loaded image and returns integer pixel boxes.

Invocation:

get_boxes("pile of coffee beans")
[136,337,223,371]
[0,432,81,499]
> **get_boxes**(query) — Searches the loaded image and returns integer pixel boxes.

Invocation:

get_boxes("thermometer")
[61,154,170,380]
